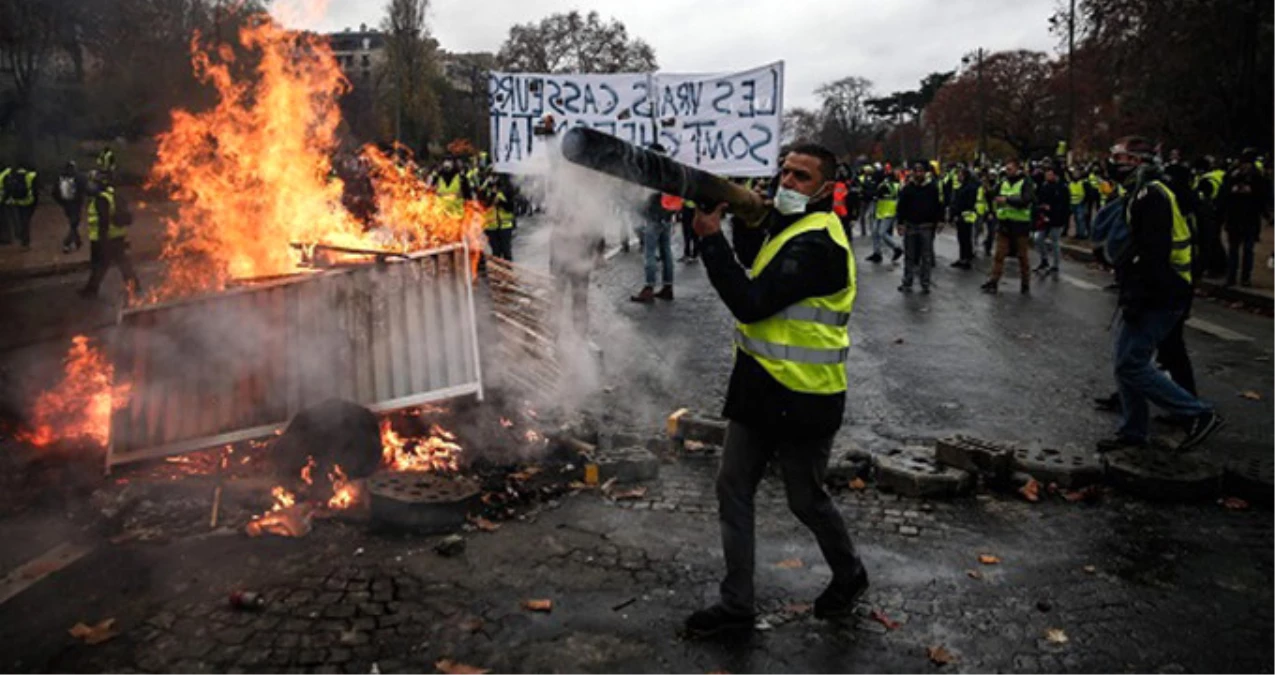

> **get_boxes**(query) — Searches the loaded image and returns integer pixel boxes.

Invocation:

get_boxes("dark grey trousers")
[716,420,864,614]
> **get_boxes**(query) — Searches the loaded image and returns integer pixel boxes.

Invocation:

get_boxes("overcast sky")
[279,0,1062,110]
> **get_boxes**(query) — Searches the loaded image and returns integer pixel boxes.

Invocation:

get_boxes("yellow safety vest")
[735,211,856,395]
[483,192,513,231]
[4,170,36,206]
[1068,180,1086,205]
[996,178,1031,222]
[874,182,898,219]
[1130,181,1192,285]
[436,173,462,197]
[87,188,127,241]
[97,148,116,172]
[1194,169,1225,202]
[975,186,988,216]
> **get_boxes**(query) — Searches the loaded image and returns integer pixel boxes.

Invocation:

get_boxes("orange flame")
[271,485,296,511]
[380,418,460,473]
[19,336,130,448]
[146,13,484,302]
[300,455,317,486]
[326,464,359,510]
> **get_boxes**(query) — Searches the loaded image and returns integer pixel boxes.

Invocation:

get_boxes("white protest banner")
[488,62,783,177]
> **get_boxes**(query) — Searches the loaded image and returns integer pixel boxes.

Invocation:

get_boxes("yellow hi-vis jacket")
[87,188,126,241]
[1133,180,1193,285]
[483,192,514,231]
[735,211,856,395]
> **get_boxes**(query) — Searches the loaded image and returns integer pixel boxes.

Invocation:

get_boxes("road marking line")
[0,542,94,606]
[1059,273,1101,291]
[1186,317,1253,342]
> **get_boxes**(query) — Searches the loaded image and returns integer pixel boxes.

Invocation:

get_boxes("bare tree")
[815,76,876,155]
[496,10,656,74]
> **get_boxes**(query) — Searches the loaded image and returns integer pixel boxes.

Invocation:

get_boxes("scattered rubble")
[874,447,973,498]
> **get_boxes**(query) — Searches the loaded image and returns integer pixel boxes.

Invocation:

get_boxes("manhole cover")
[1222,455,1274,505]
[1011,446,1103,488]
[1104,449,1222,501]
[875,446,972,498]
[368,471,481,533]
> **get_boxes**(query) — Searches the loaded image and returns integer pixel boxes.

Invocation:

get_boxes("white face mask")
[774,183,827,215]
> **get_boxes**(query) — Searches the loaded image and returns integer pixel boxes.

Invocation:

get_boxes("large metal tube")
[560,127,768,225]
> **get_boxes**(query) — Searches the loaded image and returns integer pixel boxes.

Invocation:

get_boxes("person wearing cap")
[1095,136,1222,453]
[1218,148,1271,288]
[684,141,868,637]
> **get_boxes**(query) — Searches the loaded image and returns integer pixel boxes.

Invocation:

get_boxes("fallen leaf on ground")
[458,617,484,633]
[610,486,648,501]
[869,608,900,630]
[1082,565,1096,574]
[68,618,117,645]
[1045,627,1069,644]
[978,554,1001,565]
[1018,478,1041,502]
[435,659,490,674]
[1239,390,1263,401]
[849,477,867,490]
[1062,485,1103,503]
[521,598,553,612]
[1220,497,1250,510]
[775,558,804,569]
[927,644,956,665]
[966,569,983,580]
[781,602,812,616]
[471,517,500,532]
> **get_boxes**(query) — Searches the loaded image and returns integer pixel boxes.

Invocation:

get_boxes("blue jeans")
[643,219,674,286]
[1072,204,1089,239]
[872,216,899,256]
[1035,227,1061,268]
[1112,307,1211,441]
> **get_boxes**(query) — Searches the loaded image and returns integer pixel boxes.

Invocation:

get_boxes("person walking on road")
[981,158,1035,295]
[1095,136,1223,453]
[865,171,903,264]
[684,142,868,637]
[896,161,943,293]
[2,161,38,249]
[79,170,141,298]
[54,161,88,253]
[1035,164,1069,276]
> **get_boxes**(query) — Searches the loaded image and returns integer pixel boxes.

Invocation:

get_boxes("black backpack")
[4,170,30,201]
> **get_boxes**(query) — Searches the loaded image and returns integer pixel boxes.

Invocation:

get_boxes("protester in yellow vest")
[1096,136,1222,454]
[682,142,868,637]
[865,172,902,263]
[480,180,515,261]
[431,158,473,216]
[981,157,1035,295]
[79,170,141,298]
[1,162,38,247]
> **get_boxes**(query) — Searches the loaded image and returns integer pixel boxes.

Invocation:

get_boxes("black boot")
[685,605,755,637]
[814,568,870,620]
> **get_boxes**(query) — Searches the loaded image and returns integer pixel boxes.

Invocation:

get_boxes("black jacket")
[1037,180,1070,230]
[952,180,979,217]
[700,196,849,440]
[1219,167,1271,236]
[1118,179,1193,311]
[896,180,943,225]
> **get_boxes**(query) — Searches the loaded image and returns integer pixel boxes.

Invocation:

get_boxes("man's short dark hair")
[787,142,837,183]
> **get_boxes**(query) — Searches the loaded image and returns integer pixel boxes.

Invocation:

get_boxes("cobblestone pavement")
[0,218,1270,673]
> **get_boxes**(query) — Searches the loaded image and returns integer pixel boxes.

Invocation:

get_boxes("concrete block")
[935,436,1015,478]
[1103,448,1222,502]
[874,447,973,499]
[1010,445,1104,488]
[669,410,728,446]
[1222,455,1274,506]
[596,445,660,485]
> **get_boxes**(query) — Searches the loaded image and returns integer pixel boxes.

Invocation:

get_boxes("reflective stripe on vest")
[735,211,856,395]
[996,178,1031,222]
[875,182,898,218]
[483,192,513,231]
[87,188,126,241]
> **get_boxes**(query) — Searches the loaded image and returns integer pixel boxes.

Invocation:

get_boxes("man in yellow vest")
[1096,136,1222,453]
[78,170,140,298]
[980,158,1035,295]
[684,142,867,637]
[864,170,903,263]
[1,161,39,248]
[431,157,473,214]
[479,177,515,261]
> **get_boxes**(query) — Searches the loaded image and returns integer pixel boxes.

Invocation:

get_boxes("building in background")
[327,24,387,84]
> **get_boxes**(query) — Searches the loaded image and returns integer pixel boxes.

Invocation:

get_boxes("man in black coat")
[895,161,943,292]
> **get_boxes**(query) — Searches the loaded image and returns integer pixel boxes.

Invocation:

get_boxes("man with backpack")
[54,161,88,253]
[79,170,140,298]
[2,161,39,248]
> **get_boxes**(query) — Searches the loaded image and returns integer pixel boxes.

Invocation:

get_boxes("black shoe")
[891,248,904,262]
[1034,261,1050,272]
[921,285,931,294]
[865,253,883,264]
[1093,394,1121,413]
[814,569,870,620]
[980,280,997,294]
[1179,411,1224,450]
[685,605,755,637]
[897,284,912,293]
[1095,435,1147,453]
[654,285,673,301]
[1153,413,1192,430]
[1021,283,1030,295]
